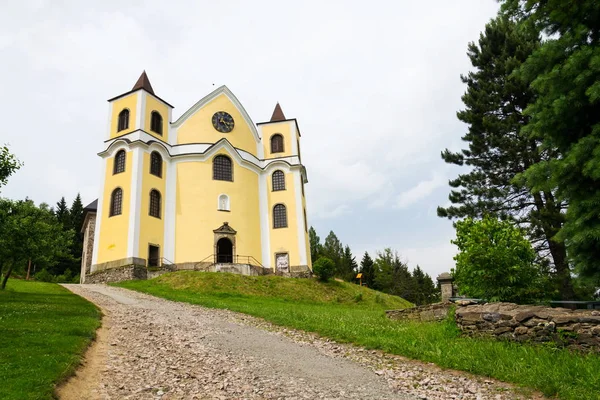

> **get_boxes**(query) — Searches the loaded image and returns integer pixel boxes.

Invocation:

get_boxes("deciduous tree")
[452,216,542,303]
[0,199,72,289]
[0,145,22,190]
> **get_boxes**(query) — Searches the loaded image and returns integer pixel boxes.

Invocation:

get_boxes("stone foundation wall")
[386,302,452,322]
[85,265,148,284]
[386,301,600,351]
[455,302,600,351]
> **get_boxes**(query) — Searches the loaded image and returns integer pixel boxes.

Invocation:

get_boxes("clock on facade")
[212,111,234,133]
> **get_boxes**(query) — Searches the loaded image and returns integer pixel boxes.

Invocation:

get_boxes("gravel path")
[59,284,543,400]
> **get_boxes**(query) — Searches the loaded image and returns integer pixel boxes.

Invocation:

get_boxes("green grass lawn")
[0,280,101,400]
[117,271,600,400]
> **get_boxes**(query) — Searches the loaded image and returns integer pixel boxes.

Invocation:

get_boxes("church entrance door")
[216,238,233,263]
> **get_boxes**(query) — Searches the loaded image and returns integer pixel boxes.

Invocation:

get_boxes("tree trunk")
[532,192,575,300]
[1,265,13,290]
[26,259,31,280]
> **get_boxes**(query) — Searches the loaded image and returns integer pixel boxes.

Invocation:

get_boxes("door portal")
[216,238,233,263]
[148,245,160,267]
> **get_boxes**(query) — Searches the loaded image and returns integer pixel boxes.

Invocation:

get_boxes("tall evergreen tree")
[322,231,344,276]
[437,15,573,299]
[55,197,70,229]
[308,226,322,264]
[69,193,84,270]
[391,257,416,303]
[502,0,600,280]
[359,251,375,288]
[340,245,358,282]
[411,266,439,305]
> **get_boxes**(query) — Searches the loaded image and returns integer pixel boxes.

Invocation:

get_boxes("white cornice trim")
[171,85,261,142]
[99,133,303,173]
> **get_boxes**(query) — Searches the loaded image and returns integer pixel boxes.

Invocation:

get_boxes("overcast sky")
[0,0,500,278]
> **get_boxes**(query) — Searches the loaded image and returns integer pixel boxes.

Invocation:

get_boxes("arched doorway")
[216,238,233,263]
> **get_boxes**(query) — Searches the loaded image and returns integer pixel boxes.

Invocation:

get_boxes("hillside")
[120,271,412,310]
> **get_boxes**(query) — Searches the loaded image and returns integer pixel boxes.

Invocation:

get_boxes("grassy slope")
[117,272,600,400]
[0,280,101,400]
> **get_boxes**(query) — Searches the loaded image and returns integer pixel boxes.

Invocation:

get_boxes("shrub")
[452,216,542,303]
[35,269,55,283]
[313,257,335,282]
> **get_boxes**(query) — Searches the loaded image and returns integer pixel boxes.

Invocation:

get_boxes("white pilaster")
[137,91,146,130]
[164,158,177,262]
[294,170,307,266]
[91,160,106,269]
[258,171,271,269]
[127,147,143,258]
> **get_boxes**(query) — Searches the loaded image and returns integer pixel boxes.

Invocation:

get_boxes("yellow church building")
[81,72,311,282]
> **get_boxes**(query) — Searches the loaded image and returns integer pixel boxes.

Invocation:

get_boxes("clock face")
[212,111,234,133]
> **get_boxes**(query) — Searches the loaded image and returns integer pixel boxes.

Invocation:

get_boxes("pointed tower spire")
[270,102,286,122]
[132,70,155,95]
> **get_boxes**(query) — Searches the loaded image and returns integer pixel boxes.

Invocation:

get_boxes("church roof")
[84,199,98,211]
[132,71,155,95]
[270,103,286,122]
[107,71,174,107]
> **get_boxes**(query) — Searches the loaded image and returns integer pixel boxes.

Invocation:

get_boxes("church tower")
[87,72,310,280]
[257,104,310,272]
[92,71,173,271]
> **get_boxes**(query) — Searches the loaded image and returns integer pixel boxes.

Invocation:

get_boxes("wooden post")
[26,259,32,280]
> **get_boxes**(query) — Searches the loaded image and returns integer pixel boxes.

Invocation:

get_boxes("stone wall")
[386,302,452,322]
[455,302,600,352]
[86,265,148,284]
[386,301,600,351]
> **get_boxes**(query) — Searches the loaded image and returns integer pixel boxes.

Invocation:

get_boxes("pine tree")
[70,194,84,234]
[308,226,321,264]
[438,15,574,299]
[391,257,416,303]
[501,0,600,280]
[340,245,358,282]
[322,231,344,277]
[55,197,70,229]
[411,266,439,305]
[359,251,375,288]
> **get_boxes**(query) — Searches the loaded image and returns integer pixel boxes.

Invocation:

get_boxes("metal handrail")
[192,254,266,269]
[160,257,174,265]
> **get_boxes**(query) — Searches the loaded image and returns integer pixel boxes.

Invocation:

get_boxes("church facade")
[81,72,311,281]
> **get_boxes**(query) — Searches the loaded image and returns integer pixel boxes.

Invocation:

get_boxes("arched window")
[273,204,287,228]
[272,170,285,191]
[150,111,163,135]
[149,189,161,218]
[113,150,126,174]
[150,151,162,178]
[109,188,123,217]
[218,194,230,211]
[271,134,284,153]
[213,155,233,181]
[117,109,129,132]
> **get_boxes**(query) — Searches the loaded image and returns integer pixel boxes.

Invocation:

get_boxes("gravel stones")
[61,284,543,400]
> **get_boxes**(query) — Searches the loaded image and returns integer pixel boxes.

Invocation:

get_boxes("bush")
[56,269,73,283]
[452,216,542,303]
[313,257,335,282]
[35,269,55,283]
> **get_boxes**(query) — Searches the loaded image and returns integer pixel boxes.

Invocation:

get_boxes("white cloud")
[395,173,446,209]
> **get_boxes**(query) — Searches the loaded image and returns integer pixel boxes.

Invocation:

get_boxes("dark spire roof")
[83,199,98,212]
[132,71,155,95]
[270,103,286,122]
